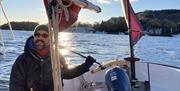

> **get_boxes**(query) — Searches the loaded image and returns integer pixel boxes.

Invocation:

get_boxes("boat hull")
[136,62,180,91]
[63,61,180,91]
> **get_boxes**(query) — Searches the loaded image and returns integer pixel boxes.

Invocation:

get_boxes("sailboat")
[43,0,180,91]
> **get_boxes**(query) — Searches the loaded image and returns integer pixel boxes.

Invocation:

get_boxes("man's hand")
[85,56,96,66]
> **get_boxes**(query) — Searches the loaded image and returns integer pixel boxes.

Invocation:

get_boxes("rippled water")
[0,30,180,91]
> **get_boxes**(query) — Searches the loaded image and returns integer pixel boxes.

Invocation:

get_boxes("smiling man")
[33,25,50,57]
[9,24,96,91]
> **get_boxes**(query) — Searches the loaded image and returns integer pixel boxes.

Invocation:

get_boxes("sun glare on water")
[58,32,76,68]
[58,32,72,54]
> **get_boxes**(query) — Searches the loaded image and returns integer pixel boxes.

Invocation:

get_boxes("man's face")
[34,30,49,51]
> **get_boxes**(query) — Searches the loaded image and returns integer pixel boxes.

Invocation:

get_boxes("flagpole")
[125,0,139,84]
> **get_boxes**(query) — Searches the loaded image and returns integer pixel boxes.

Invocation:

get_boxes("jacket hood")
[24,36,40,60]
[24,36,35,52]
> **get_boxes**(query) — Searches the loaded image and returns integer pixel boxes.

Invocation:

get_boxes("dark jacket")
[10,36,91,91]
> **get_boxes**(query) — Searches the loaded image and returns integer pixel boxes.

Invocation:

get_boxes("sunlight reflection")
[58,32,75,68]
[58,32,73,55]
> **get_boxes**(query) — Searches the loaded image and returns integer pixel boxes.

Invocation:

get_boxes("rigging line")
[57,0,73,8]
[0,1,14,39]
[74,20,80,32]
[58,45,105,69]
[49,5,62,91]
[59,45,86,58]
[0,31,5,54]
[56,0,73,22]
[55,11,62,91]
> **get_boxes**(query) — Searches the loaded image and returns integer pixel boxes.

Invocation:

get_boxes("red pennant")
[121,0,143,45]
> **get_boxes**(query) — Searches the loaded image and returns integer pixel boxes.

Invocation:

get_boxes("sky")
[0,0,179,25]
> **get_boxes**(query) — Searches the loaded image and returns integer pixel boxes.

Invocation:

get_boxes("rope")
[48,0,73,90]
[57,0,73,8]
[0,1,14,39]
[49,6,62,91]
[0,32,5,54]
[59,45,105,69]
[78,75,106,91]
[55,0,73,22]
[47,1,101,91]
[0,0,13,55]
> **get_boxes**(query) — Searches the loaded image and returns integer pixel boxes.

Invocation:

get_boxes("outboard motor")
[105,67,131,91]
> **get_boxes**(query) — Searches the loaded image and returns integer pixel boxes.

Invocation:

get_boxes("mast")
[121,0,144,89]
[122,0,140,84]
[43,1,101,91]
[127,0,136,82]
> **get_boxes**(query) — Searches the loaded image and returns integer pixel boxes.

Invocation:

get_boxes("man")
[10,24,96,91]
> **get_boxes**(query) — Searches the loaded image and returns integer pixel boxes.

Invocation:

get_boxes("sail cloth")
[121,0,143,45]
[43,0,101,31]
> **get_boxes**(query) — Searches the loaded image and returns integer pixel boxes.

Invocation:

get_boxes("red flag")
[121,0,143,45]
[43,0,81,31]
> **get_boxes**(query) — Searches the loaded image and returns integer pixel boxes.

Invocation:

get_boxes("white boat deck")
[63,61,180,91]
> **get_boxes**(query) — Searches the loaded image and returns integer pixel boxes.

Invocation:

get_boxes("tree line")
[0,9,180,36]
[0,21,39,31]
[91,9,180,36]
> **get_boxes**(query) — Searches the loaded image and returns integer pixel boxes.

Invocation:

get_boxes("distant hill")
[93,9,180,36]
[0,21,39,31]
[137,9,180,23]
[0,9,180,36]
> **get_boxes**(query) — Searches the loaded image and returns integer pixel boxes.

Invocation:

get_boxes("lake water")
[0,30,180,91]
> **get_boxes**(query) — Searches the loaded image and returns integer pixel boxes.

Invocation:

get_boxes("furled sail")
[44,0,101,31]
[43,0,101,91]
